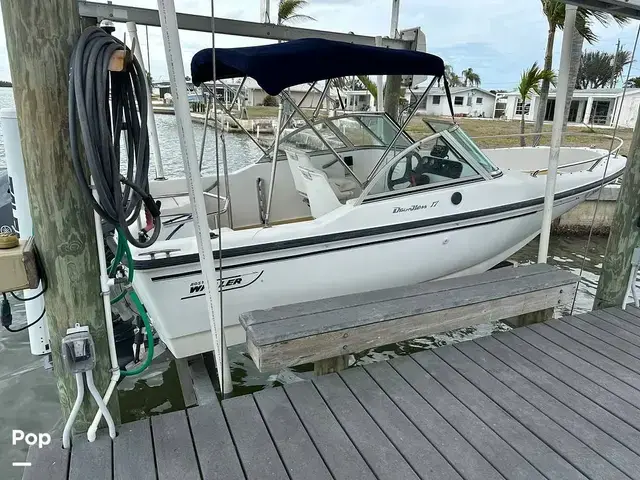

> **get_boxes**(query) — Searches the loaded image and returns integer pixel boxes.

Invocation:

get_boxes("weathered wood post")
[594,106,640,309]
[0,0,119,431]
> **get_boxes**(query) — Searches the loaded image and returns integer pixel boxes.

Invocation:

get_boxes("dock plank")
[68,434,111,480]
[557,316,640,361]
[462,337,640,479]
[241,264,556,326]
[246,269,577,345]
[188,403,245,480]
[513,326,640,407]
[339,366,463,480]
[415,349,588,480]
[151,410,200,480]
[22,439,69,480]
[547,319,640,370]
[313,373,420,480]
[283,380,375,480]
[579,312,640,347]
[608,306,640,327]
[253,387,332,480]
[528,323,640,396]
[390,355,544,480]
[479,334,640,466]
[363,360,505,480]
[443,343,627,480]
[222,394,288,480]
[497,328,640,431]
[113,420,155,480]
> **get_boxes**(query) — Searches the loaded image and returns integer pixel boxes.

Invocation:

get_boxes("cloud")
[0,0,637,89]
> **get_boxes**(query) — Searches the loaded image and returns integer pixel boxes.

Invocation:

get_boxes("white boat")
[126,40,626,358]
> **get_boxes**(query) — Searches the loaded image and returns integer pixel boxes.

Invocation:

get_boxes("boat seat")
[298,166,342,218]
[284,148,358,201]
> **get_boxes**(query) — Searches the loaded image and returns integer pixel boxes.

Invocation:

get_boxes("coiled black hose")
[69,26,160,248]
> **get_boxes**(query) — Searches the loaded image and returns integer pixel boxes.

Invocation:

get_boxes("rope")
[69,26,161,248]
[569,23,640,315]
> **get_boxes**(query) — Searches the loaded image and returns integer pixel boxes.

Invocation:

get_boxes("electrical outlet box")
[0,236,40,293]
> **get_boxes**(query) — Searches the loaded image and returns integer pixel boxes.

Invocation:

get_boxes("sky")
[0,0,639,91]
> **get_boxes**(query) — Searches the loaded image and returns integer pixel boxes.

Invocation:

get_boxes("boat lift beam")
[564,0,640,19]
[78,1,412,49]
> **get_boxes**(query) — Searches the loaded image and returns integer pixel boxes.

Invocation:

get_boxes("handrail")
[469,131,624,174]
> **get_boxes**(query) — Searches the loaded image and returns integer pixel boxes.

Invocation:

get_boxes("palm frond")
[278,0,315,24]
[357,75,377,100]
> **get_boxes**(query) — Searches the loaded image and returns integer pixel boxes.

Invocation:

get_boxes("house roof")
[502,87,640,98]
[413,86,496,97]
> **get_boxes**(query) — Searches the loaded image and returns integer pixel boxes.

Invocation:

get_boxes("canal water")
[0,87,613,478]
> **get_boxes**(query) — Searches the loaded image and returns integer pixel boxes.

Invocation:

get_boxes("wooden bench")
[239,264,579,374]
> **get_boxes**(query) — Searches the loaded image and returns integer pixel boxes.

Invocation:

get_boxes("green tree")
[444,64,462,87]
[626,76,640,88]
[461,68,481,87]
[533,1,628,137]
[576,49,632,89]
[277,0,315,24]
[517,62,556,147]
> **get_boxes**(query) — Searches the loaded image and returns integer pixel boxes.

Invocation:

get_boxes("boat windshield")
[448,127,501,174]
[423,119,500,175]
[278,113,413,155]
[281,123,347,153]
[365,131,482,197]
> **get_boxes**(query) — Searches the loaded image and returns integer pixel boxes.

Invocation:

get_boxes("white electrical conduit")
[87,186,120,442]
[85,370,116,440]
[126,22,165,180]
[62,373,85,449]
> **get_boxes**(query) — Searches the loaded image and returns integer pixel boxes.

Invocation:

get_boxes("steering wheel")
[386,151,426,191]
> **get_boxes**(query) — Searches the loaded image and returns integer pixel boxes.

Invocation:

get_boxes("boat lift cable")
[68,26,161,249]
[569,22,640,316]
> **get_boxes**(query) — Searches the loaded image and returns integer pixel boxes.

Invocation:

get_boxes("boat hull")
[132,191,585,357]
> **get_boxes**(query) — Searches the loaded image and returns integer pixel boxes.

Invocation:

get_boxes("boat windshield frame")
[357,124,499,202]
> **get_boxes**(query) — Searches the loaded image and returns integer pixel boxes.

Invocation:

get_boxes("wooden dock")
[24,305,640,479]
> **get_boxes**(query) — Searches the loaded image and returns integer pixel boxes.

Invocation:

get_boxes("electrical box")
[0,236,40,293]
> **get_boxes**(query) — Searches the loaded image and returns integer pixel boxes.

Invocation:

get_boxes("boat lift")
[78,0,425,394]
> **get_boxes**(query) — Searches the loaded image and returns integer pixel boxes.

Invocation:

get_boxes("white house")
[412,86,496,118]
[340,85,497,117]
[501,87,640,128]
[225,78,333,108]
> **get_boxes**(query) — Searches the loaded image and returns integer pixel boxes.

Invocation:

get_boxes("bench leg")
[504,307,554,328]
[314,355,350,375]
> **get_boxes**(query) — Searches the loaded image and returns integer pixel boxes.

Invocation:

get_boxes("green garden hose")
[110,227,154,376]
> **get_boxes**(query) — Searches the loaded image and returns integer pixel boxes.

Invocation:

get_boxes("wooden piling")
[595,105,640,309]
[0,0,120,430]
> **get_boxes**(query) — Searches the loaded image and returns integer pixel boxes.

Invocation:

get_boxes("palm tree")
[444,64,462,87]
[533,1,628,136]
[563,9,628,129]
[517,63,556,147]
[626,76,640,88]
[461,68,481,87]
[277,0,315,25]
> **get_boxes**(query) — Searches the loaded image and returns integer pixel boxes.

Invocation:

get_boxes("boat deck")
[23,306,640,480]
